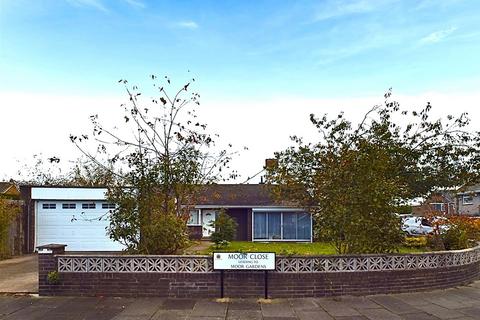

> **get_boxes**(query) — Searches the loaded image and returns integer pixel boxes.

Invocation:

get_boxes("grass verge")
[195,241,429,255]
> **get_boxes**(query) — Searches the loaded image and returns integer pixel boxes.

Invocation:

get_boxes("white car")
[402,217,434,236]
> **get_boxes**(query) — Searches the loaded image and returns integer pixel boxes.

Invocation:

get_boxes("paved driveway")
[1,280,480,319]
[0,255,38,294]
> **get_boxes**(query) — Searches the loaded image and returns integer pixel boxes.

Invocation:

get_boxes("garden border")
[38,244,480,298]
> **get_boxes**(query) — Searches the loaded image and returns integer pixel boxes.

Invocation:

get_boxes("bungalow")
[187,184,312,242]
[20,184,312,252]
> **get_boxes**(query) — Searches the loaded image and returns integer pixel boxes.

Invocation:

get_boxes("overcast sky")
[1,0,479,183]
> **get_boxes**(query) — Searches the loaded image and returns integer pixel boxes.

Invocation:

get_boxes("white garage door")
[36,201,124,251]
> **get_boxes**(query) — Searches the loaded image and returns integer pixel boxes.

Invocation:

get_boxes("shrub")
[141,213,190,255]
[447,216,480,242]
[210,211,237,246]
[404,236,427,248]
[0,199,20,259]
[426,234,444,251]
[436,215,480,250]
[47,271,60,284]
[214,240,230,249]
[441,225,469,250]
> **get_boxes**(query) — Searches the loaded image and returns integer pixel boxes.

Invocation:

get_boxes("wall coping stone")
[37,244,67,255]
[54,244,480,273]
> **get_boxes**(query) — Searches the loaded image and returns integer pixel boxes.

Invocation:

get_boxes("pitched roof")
[0,182,14,194]
[460,183,480,193]
[193,184,296,207]
[435,190,456,203]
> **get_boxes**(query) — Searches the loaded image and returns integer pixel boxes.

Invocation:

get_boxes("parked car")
[402,217,434,236]
[401,216,450,236]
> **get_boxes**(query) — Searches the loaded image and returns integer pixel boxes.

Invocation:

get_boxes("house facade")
[186,184,312,242]
[20,184,312,252]
[456,183,480,216]
[412,191,456,216]
[412,185,480,217]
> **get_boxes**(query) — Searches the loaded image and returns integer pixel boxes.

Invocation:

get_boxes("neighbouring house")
[456,183,480,216]
[412,191,457,216]
[0,181,20,199]
[20,184,312,252]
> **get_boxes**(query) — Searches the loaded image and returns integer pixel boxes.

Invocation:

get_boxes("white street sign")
[213,252,276,270]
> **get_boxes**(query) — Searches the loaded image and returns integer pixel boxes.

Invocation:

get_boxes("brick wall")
[38,248,480,298]
[268,264,480,297]
[42,271,220,298]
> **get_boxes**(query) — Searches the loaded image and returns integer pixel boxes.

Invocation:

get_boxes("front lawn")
[196,241,428,255]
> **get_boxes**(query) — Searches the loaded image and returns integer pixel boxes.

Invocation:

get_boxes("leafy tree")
[210,210,238,247]
[69,158,118,187]
[266,90,480,254]
[70,75,237,254]
[16,155,116,187]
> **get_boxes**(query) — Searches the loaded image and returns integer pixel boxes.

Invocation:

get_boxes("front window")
[254,212,267,239]
[253,211,311,241]
[463,195,474,205]
[430,203,445,212]
[187,209,200,225]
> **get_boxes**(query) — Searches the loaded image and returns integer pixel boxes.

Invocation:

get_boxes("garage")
[31,187,124,251]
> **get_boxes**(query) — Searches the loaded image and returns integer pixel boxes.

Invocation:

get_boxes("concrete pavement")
[0,255,37,294]
[1,280,479,319]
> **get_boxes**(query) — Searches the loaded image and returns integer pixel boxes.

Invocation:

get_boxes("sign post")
[220,270,224,298]
[213,252,276,299]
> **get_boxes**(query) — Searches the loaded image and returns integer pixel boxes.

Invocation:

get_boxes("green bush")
[141,213,190,254]
[47,271,60,284]
[441,225,469,250]
[214,240,230,249]
[404,236,427,248]
[210,211,237,246]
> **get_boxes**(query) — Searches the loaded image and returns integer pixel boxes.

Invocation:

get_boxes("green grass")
[197,241,429,255]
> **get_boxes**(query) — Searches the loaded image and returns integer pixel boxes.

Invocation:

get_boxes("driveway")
[0,255,38,294]
[1,280,480,319]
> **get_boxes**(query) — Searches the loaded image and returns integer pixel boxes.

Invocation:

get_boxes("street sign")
[213,252,276,270]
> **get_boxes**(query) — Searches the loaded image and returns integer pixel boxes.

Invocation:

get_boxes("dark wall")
[19,185,34,253]
[225,208,249,241]
[38,252,480,298]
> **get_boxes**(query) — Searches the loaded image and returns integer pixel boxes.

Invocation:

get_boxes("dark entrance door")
[226,208,248,241]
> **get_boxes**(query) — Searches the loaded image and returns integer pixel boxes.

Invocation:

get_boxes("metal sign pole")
[264,270,268,299]
[220,270,224,298]
[213,252,275,299]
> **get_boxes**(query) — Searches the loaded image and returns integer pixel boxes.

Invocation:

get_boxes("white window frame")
[252,208,312,242]
[463,195,474,205]
[187,209,202,226]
